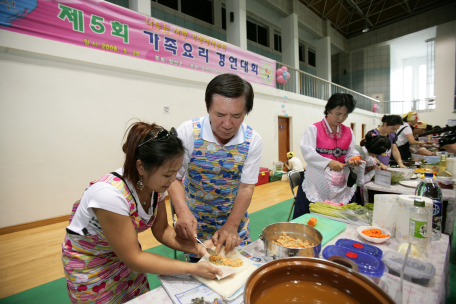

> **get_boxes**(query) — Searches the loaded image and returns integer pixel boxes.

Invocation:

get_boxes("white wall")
[419,21,456,126]
[0,30,378,228]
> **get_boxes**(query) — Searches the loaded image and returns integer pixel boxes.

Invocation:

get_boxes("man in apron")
[168,74,263,259]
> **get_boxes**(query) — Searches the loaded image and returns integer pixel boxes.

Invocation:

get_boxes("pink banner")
[0,0,276,87]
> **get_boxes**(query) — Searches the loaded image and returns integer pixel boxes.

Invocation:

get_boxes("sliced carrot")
[362,228,390,238]
[307,217,317,227]
[350,156,365,161]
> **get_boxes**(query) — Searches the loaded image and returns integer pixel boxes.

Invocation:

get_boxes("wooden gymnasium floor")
[0,180,293,300]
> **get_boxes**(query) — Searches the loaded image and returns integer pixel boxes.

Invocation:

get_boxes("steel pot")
[244,257,394,304]
[259,222,322,259]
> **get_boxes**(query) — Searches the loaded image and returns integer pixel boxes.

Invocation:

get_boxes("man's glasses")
[138,127,177,147]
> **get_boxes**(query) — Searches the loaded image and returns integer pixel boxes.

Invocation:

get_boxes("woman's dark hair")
[381,115,403,126]
[205,73,254,114]
[426,124,433,131]
[324,93,357,116]
[360,132,392,155]
[122,121,184,185]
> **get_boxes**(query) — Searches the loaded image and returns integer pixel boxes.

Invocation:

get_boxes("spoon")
[195,237,218,256]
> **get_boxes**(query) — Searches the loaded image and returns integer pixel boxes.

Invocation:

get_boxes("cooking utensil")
[259,222,322,259]
[244,257,395,304]
[195,237,218,256]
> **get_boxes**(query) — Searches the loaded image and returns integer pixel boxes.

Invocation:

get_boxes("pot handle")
[259,235,264,241]
[327,256,359,272]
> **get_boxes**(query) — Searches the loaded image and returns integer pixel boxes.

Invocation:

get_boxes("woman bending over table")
[395,111,431,161]
[366,114,407,169]
[292,93,362,219]
[61,121,221,304]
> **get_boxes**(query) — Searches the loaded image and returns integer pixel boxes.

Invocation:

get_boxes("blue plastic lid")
[424,172,433,178]
[335,239,383,259]
[323,245,385,278]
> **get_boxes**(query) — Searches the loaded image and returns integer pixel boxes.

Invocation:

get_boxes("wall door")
[278,117,290,172]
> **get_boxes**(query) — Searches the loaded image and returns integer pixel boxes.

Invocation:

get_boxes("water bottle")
[415,172,443,240]
[409,198,429,258]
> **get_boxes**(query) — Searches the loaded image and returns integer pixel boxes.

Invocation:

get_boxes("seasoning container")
[335,239,383,259]
[322,245,386,284]
[382,251,435,286]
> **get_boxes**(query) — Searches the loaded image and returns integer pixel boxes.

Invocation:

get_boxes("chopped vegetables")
[365,203,374,211]
[209,254,244,267]
[272,232,314,248]
[307,217,317,227]
[362,228,390,238]
[350,155,365,161]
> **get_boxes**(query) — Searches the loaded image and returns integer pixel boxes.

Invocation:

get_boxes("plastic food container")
[336,239,383,259]
[323,245,386,284]
[424,156,440,164]
[382,251,435,286]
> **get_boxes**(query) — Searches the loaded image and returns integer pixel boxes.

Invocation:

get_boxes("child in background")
[355,133,392,186]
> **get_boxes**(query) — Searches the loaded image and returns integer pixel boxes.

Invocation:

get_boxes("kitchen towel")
[372,194,400,238]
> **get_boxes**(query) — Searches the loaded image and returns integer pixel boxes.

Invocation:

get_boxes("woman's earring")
[136,178,144,190]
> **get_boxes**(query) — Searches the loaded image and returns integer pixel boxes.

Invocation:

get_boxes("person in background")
[292,93,362,219]
[366,114,407,169]
[395,111,431,160]
[167,74,263,261]
[284,151,305,178]
[62,122,221,303]
[355,133,392,185]
[410,121,437,156]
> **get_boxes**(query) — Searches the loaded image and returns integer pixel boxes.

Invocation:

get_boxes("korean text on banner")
[0,0,276,87]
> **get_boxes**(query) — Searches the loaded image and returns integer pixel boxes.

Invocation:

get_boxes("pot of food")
[244,257,394,304]
[259,222,322,259]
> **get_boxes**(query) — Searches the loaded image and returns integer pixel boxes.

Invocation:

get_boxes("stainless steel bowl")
[259,222,322,259]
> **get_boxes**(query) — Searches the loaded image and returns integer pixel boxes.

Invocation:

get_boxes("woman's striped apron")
[62,173,160,303]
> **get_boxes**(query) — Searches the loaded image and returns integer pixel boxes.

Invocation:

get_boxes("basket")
[269,172,283,182]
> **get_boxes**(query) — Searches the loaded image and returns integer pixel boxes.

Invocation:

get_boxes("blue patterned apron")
[184,117,252,256]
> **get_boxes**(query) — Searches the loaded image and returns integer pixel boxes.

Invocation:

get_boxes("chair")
[287,170,303,222]
[169,198,189,262]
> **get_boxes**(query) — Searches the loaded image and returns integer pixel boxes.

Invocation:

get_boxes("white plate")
[410,174,419,179]
[399,180,419,188]
[357,226,391,244]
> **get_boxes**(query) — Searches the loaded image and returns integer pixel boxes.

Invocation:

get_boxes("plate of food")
[199,246,253,280]
[399,180,420,188]
[357,226,391,244]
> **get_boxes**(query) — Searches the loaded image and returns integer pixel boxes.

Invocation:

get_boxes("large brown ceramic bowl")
[244,257,394,304]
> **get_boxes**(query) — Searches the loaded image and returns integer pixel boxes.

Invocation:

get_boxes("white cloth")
[395,123,413,147]
[300,121,359,204]
[353,146,378,186]
[176,115,263,184]
[286,157,304,172]
[67,168,160,236]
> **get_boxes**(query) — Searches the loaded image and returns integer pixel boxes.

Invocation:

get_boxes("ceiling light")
[362,27,369,33]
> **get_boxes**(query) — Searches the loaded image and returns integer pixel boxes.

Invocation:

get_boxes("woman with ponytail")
[366,114,407,169]
[62,121,221,304]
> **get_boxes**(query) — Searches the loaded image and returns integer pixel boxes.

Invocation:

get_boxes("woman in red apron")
[292,93,363,219]
[61,121,221,304]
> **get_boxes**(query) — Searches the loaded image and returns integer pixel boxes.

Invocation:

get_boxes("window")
[404,66,413,102]
[308,49,316,67]
[274,33,282,52]
[153,0,213,25]
[299,45,305,62]
[222,7,226,30]
[154,0,178,10]
[105,0,129,8]
[182,0,212,25]
[246,19,268,47]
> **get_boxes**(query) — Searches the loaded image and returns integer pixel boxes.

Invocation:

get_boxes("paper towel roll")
[395,195,433,244]
[372,194,400,237]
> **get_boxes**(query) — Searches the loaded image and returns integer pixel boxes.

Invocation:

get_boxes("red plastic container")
[255,167,269,186]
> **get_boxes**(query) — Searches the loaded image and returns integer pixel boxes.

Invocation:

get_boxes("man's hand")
[328,160,346,172]
[174,211,197,241]
[211,223,241,253]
